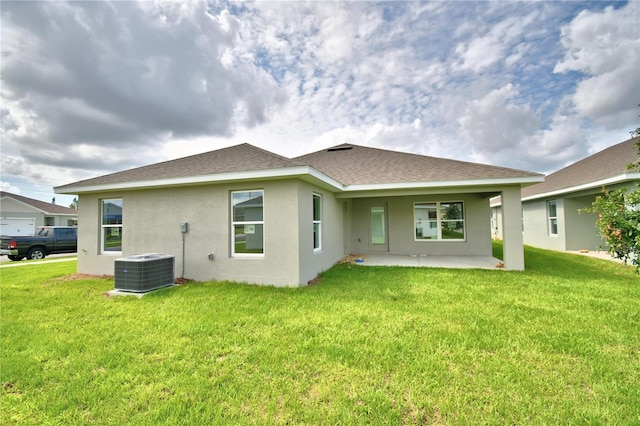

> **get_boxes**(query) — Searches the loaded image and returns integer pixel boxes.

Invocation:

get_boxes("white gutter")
[56,166,544,196]
[56,166,344,194]
[342,175,543,193]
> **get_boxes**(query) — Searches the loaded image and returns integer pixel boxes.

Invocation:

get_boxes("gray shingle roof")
[522,137,640,199]
[56,142,542,193]
[294,143,541,185]
[55,143,297,191]
[0,191,78,215]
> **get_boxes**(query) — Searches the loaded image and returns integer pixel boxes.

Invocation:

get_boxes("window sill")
[414,239,466,243]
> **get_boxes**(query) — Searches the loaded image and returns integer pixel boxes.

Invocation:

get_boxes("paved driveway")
[0,253,77,267]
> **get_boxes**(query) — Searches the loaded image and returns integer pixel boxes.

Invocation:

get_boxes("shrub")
[584,186,640,272]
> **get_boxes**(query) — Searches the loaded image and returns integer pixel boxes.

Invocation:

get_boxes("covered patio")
[352,254,504,269]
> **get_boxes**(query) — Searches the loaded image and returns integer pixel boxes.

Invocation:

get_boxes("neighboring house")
[0,191,78,236]
[491,137,640,252]
[55,143,543,286]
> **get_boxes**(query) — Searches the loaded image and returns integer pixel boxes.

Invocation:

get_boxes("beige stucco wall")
[76,179,339,287]
[522,199,566,251]
[296,183,346,284]
[74,180,531,282]
[522,194,604,252]
[500,186,525,270]
[564,196,603,250]
[349,193,492,257]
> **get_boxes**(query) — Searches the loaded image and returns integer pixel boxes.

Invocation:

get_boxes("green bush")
[584,185,640,272]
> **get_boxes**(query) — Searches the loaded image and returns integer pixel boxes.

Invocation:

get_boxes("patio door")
[369,204,388,252]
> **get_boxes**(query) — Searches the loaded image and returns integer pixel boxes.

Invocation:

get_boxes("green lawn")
[1,244,639,425]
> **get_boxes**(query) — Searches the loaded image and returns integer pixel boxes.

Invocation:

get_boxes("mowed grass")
[1,245,639,425]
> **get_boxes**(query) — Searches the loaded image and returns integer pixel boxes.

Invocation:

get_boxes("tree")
[628,135,640,171]
[584,136,640,272]
[585,187,640,272]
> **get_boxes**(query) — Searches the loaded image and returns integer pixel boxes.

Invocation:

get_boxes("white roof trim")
[343,175,544,193]
[57,166,543,195]
[56,166,344,194]
[522,172,640,202]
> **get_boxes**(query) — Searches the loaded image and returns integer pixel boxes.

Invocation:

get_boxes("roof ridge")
[295,143,541,175]
[56,140,546,193]
[55,142,301,192]
[57,143,287,188]
[240,143,297,166]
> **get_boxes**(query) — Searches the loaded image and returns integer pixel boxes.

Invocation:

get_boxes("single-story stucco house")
[491,136,640,252]
[0,191,78,236]
[55,143,543,286]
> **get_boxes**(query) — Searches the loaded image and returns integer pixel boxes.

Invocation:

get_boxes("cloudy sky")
[1,1,638,206]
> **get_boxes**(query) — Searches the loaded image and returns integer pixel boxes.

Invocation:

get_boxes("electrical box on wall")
[181,223,188,233]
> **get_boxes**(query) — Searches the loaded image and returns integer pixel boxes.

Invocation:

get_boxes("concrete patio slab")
[106,284,176,298]
[355,254,504,269]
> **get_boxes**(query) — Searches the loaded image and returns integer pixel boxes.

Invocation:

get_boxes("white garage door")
[0,218,36,236]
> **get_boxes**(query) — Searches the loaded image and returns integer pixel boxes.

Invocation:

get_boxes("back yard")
[1,245,639,425]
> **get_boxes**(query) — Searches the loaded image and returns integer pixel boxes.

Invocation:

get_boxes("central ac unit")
[114,253,175,293]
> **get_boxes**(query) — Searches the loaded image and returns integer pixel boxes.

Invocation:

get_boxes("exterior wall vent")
[114,253,175,293]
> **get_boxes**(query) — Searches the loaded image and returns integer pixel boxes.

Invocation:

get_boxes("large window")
[547,200,558,236]
[414,201,465,241]
[101,198,123,253]
[313,193,322,251]
[232,190,264,256]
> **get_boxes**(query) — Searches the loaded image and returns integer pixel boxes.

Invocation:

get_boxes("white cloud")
[1,0,286,176]
[1,0,637,195]
[459,84,539,163]
[554,2,640,129]
[0,181,22,194]
[453,11,539,72]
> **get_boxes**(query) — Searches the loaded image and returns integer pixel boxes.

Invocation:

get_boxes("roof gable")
[522,137,640,199]
[293,143,541,186]
[0,191,77,215]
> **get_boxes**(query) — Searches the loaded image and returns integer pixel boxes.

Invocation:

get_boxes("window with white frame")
[101,198,123,253]
[313,193,322,251]
[414,201,465,241]
[231,190,264,256]
[547,200,558,236]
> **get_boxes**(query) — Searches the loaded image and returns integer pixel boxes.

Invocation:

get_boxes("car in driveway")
[0,226,77,261]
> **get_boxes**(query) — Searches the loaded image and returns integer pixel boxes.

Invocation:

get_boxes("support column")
[501,186,525,270]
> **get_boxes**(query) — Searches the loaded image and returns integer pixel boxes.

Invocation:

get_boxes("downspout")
[181,231,185,278]
[180,222,188,278]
